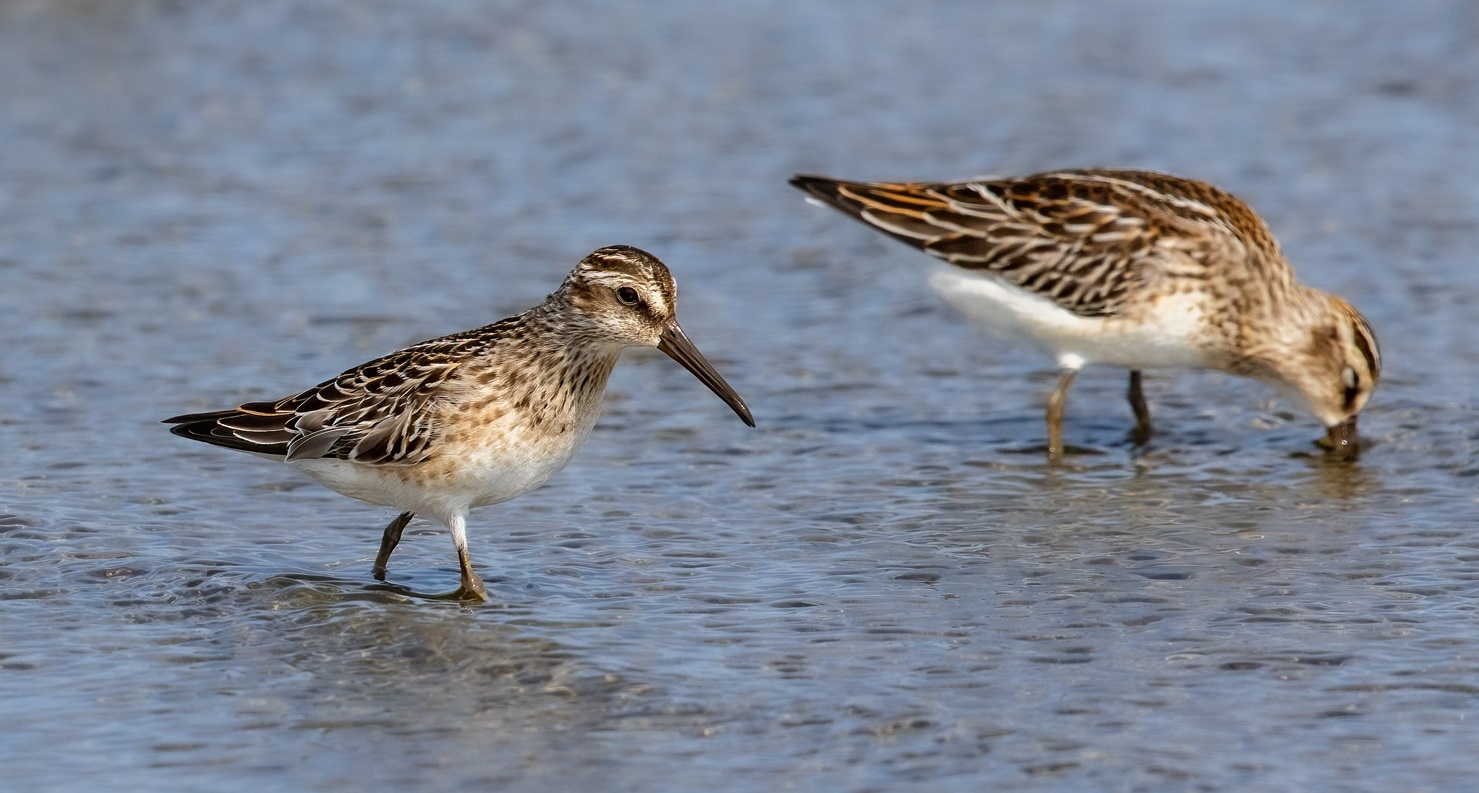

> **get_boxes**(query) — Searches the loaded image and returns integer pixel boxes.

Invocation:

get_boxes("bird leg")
[1046,369,1078,463]
[447,514,489,601]
[372,511,414,581]
[1128,370,1153,445]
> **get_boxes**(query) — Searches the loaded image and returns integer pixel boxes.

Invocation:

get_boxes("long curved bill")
[1319,416,1359,458]
[657,322,755,427]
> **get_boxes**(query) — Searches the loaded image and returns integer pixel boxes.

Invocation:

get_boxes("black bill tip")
[657,323,755,428]
[1316,416,1360,458]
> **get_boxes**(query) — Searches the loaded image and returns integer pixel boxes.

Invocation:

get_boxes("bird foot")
[1130,423,1153,447]
[451,571,489,602]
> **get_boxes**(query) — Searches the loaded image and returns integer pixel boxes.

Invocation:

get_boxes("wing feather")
[164,322,511,464]
[791,170,1270,318]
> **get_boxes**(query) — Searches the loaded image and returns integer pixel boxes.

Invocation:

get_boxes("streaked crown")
[560,245,679,347]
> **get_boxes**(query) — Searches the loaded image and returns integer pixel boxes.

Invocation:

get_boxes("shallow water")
[2,1,1478,791]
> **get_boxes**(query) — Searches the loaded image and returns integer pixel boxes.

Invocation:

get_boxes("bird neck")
[1228,284,1333,382]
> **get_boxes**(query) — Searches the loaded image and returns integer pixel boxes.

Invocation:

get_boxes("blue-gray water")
[2,2,1477,791]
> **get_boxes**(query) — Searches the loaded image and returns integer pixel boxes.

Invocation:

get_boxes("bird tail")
[789,174,953,245]
[162,403,294,457]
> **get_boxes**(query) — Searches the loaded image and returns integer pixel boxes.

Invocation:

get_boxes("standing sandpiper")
[791,169,1380,461]
[165,245,754,600]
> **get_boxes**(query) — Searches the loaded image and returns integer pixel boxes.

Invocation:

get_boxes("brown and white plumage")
[166,246,754,600]
[167,336,471,464]
[791,169,1380,458]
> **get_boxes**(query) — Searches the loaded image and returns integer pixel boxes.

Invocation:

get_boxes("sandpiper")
[791,169,1380,460]
[165,245,754,600]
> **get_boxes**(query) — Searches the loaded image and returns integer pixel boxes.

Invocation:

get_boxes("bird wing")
[792,169,1264,318]
[164,328,497,465]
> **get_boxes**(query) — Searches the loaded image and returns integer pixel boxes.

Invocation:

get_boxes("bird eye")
[616,286,640,305]
[1341,367,1360,407]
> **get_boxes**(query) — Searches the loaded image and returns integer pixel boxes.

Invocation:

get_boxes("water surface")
[2,2,1477,791]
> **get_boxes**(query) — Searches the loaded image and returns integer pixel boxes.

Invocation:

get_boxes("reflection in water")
[1301,453,1381,502]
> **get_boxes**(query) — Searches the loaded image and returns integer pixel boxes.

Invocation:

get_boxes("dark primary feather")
[163,408,287,455]
[791,170,1281,318]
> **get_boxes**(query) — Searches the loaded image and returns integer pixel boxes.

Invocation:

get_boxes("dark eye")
[1341,367,1360,407]
[616,286,640,305]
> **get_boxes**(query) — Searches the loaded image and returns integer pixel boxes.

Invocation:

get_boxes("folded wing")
[164,339,472,465]
[791,169,1269,318]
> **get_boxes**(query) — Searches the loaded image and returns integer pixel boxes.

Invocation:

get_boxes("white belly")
[926,265,1213,371]
[288,416,595,521]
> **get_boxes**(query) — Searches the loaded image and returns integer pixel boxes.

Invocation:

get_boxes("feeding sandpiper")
[165,245,754,600]
[791,169,1380,461]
